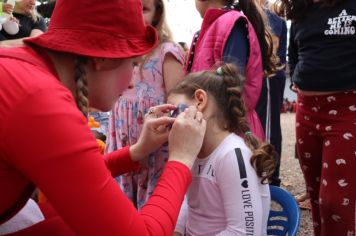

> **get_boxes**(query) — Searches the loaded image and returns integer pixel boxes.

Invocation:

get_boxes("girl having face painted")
[169,63,276,236]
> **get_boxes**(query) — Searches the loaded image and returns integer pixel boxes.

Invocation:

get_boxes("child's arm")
[278,19,288,67]
[0,38,26,48]
[0,16,46,48]
[162,43,185,92]
[223,20,249,74]
[215,148,264,235]
[288,23,298,78]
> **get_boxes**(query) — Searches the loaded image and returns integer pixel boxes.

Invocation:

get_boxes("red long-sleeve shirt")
[0,47,191,235]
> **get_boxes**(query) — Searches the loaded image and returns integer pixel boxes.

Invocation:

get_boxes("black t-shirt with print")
[288,0,356,91]
[0,13,46,40]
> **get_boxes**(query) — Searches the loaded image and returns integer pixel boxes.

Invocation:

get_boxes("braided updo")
[168,63,276,183]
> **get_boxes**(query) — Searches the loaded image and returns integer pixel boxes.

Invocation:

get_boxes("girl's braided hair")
[168,63,276,183]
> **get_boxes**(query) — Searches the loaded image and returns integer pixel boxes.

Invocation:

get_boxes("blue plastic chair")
[267,185,300,236]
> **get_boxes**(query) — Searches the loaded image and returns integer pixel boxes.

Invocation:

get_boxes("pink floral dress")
[106,42,185,209]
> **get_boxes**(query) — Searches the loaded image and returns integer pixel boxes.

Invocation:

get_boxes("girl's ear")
[194,89,208,112]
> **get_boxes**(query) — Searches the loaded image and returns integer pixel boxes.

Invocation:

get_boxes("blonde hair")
[29,7,41,22]
[14,0,42,22]
[152,0,173,44]
[140,0,173,72]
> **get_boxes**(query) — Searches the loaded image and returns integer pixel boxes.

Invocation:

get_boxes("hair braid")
[220,64,276,183]
[74,57,89,117]
[219,65,247,134]
[170,63,276,183]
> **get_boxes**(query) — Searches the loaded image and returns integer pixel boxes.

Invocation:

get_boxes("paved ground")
[279,113,313,236]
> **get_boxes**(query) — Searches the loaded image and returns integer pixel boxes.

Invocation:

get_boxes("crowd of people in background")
[281,98,297,113]
[0,0,46,47]
[0,0,354,235]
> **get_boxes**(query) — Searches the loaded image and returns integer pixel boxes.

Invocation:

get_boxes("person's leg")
[319,130,356,235]
[296,94,323,236]
[295,192,310,202]
[317,92,356,236]
[268,77,285,186]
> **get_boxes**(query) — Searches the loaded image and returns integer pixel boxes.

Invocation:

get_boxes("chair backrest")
[268,185,300,236]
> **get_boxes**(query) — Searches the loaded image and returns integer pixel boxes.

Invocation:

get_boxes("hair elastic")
[244,131,252,136]
[216,67,223,75]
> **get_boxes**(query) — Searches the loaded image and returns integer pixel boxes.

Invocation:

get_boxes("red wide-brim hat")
[25,0,158,58]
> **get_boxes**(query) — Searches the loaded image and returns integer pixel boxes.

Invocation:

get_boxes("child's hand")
[2,3,14,14]
[8,16,19,24]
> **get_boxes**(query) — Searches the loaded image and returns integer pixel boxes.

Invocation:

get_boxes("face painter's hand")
[168,105,206,169]
[130,104,176,162]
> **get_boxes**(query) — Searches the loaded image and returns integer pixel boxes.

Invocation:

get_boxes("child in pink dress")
[106,0,185,209]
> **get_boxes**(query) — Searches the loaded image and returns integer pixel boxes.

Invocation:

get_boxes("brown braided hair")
[74,56,89,116]
[168,63,276,183]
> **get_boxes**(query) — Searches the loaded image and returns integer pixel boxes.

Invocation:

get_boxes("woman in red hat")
[0,0,206,235]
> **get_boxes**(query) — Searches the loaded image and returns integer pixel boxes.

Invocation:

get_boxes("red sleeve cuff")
[104,146,140,177]
[138,160,192,235]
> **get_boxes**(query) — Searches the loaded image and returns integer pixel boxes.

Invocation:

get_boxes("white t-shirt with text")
[175,133,270,236]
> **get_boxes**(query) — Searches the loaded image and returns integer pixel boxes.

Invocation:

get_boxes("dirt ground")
[279,113,313,236]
